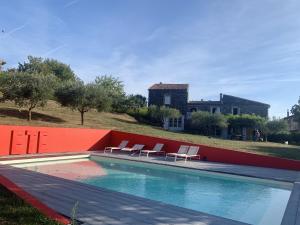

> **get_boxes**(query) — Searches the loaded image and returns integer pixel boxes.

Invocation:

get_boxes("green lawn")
[0,101,300,160]
[0,185,61,225]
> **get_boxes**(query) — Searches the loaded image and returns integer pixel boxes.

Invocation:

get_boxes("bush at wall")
[268,132,300,145]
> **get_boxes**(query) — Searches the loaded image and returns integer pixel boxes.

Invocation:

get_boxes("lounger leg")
[147,152,149,158]
[185,157,187,163]
[174,155,177,162]
[165,155,168,160]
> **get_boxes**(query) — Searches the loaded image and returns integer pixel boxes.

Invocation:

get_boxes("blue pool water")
[24,157,292,225]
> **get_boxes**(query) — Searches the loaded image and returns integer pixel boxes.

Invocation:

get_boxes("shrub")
[191,111,227,136]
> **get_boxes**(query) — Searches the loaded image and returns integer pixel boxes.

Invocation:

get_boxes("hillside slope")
[0,101,300,160]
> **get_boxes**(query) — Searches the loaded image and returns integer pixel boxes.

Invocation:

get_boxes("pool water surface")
[22,157,292,225]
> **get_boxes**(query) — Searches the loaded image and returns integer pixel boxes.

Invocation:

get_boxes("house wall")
[148,89,188,114]
[222,95,269,117]
[0,125,111,156]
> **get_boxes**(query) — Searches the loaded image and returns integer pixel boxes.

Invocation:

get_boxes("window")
[169,118,173,127]
[174,118,178,127]
[164,94,171,105]
[190,108,197,112]
[167,116,183,128]
[211,106,220,114]
[178,117,182,127]
[232,107,240,115]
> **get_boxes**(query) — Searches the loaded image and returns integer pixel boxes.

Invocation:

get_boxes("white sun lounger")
[104,140,129,153]
[165,145,189,161]
[184,146,201,162]
[121,144,145,155]
[139,143,165,157]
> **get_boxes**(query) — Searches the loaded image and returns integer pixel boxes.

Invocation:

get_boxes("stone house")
[148,83,270,133]
[148,83,188,131]
[187,94,269,118]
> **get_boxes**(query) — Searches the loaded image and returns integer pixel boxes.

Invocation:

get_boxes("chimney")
[287,109,290,117]
[220,93,223,102]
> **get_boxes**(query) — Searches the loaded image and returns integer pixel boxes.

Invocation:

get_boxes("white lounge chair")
[184,146,200,162]
[139,143,164,157]
[104,140,129,153]
[165,145,189,161]
[121,144,145,155]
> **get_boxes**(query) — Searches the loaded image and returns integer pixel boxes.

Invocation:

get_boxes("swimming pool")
[20,156,292,225]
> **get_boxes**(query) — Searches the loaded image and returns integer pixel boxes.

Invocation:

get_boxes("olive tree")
[147,105,180,126]
[55,81,110,125]
[0,72,55,121]
[94,75,125,112]
[191,111,227,136]
[266,119,289,134]
[18,56,77,81]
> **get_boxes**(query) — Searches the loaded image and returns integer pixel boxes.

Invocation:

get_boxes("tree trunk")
[28,108,32,121]
[80,111,84,125]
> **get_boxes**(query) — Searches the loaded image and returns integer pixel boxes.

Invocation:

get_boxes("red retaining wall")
[0,125,111,156]
[111,130,300,171]
[0,125,299,170]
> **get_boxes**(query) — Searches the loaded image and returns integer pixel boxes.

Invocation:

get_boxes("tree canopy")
[191,111,227,136]
[55,80,111,125]
[94,75,125,112]
[0,71,56,121]
[18,56,76,81]
[265,119,289,134]
[226,114,266,130]
[147,105,180,126]
[0,59,6,71]
[291,97,300,123]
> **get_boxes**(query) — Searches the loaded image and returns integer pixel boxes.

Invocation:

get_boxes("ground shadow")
[112,117,139,125]
[0,108,65,123]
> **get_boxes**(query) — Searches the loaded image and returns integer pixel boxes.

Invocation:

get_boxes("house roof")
[149,83,189,90]
[188,101,222,105]
[222,94,270,107]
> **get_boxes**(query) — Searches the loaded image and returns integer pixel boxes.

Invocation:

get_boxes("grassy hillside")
[1,101,300,160]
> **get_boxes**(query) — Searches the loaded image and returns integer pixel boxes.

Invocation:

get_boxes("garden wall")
[0,125,111,156]
[111,130,300,171]
[0,125,300,171]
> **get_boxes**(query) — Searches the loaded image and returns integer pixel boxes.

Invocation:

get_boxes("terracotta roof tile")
[149,83,189,90]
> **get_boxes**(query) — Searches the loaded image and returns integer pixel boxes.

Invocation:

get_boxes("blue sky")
[1,0,300,118]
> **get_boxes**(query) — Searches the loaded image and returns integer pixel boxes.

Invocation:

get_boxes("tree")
[18,56,76,81]
[0,59,6,71]
[266,119,289,134]
[124,94,147,112]
[147,105,180,127]
[55,81,110,125]
[191,111,227,136]
[291,97,300,123]
[0,72,55,121]
[226,114,266,130]
[94,75,125,112]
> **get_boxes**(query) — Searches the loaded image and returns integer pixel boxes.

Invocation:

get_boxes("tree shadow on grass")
[0,108,65,123]
[248,145,300,160]
[111,117,140,125]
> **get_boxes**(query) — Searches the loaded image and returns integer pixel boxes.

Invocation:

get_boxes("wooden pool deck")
[1,152,300,225]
